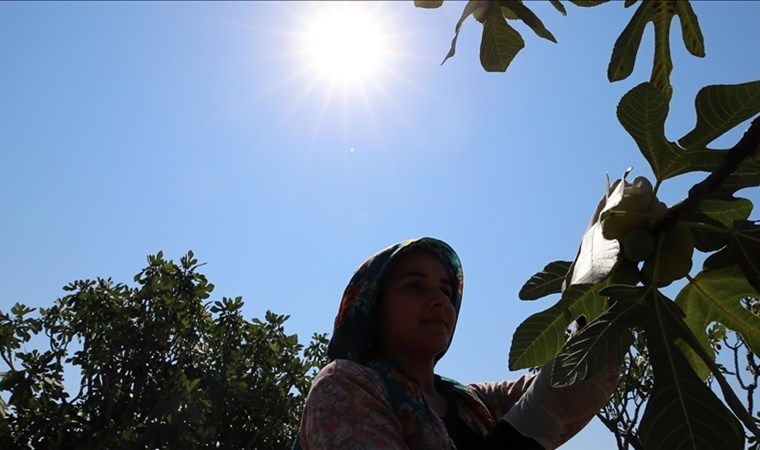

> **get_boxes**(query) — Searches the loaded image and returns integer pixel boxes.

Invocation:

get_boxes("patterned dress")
[298,359,535,449]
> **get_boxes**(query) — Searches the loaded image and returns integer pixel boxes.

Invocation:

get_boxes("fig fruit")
[632,176,654,200]
[610,259,641,286]
[665,222,695,255]
[642,244,693,286]
[601,195,649,240]
[649,200,668,223]
[623,228,655,262]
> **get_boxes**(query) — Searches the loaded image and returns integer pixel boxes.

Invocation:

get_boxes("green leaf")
[649,0,676,99]
[686,201,744,252]
[624,0,638,7]
[675,265,760,379]
[548,0,567,16]
[479,8,525,72]
[703,221,760,291]
[509,283,608,370]
[653,290,760,440]
[617,83,671,178]
[703,244,736,271]
[608,1,650,83]
[734,220,760,292]
[519,260,572,300]
[711,174,760,198]
[598,284,647,301]
[696,198,753,229]
[442,1,485,66]
[570,0,609,6]
[640,294,745,450]
[499,5,518,21]
[414,0,444,8]
[679,81,760,149]
[501,1,557,43]
[691,225,728,252]
[674,1,705,57]
[510,304,566,370]
[609,1,700,97]
[687,176,760,243]
[617,82,727,180]
[551,299,644,387]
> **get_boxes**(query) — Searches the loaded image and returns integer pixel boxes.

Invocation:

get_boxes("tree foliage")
[597,300,760,450]
[0,252,328,449]
[419,1,760,449]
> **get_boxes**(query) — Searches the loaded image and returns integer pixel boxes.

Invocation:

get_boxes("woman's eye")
[406,282,422,291]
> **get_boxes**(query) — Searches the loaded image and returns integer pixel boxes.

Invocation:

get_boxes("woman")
[295,237,618,449]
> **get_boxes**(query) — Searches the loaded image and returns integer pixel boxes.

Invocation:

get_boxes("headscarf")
[325,237,494,448]
[327,237,464,363]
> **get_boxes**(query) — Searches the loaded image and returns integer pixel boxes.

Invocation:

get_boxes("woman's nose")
[428,289,450,306]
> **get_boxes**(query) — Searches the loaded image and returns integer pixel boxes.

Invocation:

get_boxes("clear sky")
[1,1,758,448]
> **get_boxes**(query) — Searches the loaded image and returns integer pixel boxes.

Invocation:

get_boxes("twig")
[657,115,760,233]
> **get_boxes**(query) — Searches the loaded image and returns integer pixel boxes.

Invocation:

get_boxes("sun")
[269,1,410,147]
[302,2,391,85]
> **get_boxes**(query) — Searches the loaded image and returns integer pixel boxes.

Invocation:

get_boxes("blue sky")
[1,1,758,448]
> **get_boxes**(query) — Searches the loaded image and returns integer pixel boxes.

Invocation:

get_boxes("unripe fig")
[601,195,649,240]
[642,244,693,286]
[665,222,695,255]
[610,259,641,286]
[649,200,668,222]
[632,176,654,201]
[661,244,693,280]
[623,228,655,262]
[641,260,672,287]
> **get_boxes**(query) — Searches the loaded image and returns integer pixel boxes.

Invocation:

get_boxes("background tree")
[0,251,328,449]
[418,0,760,449]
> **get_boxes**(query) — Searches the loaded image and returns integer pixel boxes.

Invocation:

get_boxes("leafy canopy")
[418,1,760,449]
[0,251,328,450]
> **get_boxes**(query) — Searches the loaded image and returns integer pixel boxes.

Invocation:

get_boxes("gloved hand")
[504,357,620,449]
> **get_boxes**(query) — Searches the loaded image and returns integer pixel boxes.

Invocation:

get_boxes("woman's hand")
[503,357,620,449]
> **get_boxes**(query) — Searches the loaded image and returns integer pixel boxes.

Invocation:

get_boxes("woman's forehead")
[387,250,451,279]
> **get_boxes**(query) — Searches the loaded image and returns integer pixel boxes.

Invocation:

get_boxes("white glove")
[504,359,620,449]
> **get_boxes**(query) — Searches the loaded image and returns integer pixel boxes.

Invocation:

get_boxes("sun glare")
[303,3,390,85]
[272,1,412,147]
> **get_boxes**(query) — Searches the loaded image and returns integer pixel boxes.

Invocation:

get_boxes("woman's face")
[377,250,458,363]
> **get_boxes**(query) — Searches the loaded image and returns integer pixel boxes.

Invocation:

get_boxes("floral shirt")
[298,359,535,449]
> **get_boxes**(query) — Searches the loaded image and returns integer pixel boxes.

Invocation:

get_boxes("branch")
[596,413,623,442]
[657,115,760,232]
[1,350,16,371]
[728,334,747,390]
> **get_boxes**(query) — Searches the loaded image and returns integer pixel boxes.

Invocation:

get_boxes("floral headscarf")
[323,237,494,448]
[327,237,464,363]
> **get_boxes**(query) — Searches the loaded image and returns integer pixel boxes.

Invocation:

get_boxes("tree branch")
[658,115,760,232]
[1,350,16,371]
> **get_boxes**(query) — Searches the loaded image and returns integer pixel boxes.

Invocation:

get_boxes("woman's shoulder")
[311,359,388,395]
[300,360,408,449]
[315,359,382,379]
